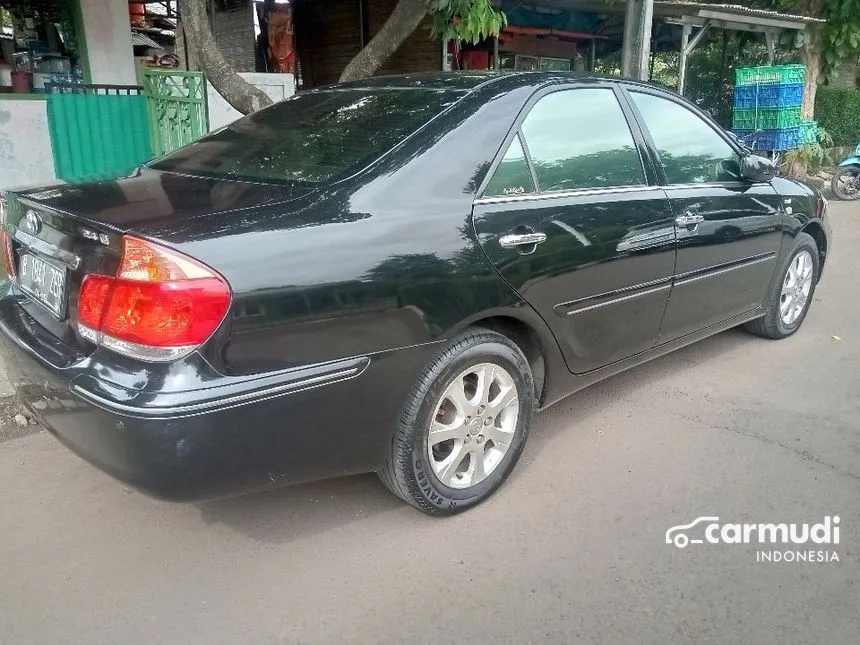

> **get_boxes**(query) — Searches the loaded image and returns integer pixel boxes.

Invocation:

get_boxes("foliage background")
[815,86,860,145]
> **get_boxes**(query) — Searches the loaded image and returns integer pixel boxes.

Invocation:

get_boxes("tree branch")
[339,0,429,82]
[178,0,273,115]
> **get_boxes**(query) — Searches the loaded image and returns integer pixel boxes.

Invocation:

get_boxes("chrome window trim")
[662,181,765,191]
[474,184,663,206]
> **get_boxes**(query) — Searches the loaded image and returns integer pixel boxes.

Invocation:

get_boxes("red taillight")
[78,236,231,362]
[1,230,15,278]
[0,198,16,278]
[78,274,113,330]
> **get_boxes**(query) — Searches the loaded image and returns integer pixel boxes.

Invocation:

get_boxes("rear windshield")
[149,89,463,185]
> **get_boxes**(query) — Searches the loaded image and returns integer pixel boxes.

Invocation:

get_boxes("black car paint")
[0,72,831,501]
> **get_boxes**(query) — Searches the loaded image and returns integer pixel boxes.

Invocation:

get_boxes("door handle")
[675,212,704,228]
[499,232,547,249]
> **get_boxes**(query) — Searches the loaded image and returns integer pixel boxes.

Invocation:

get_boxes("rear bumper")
[0,297,437,501]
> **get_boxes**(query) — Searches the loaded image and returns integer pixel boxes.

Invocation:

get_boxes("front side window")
[484,135,536,197]
[630,92,741,185]
[519,88,646,192]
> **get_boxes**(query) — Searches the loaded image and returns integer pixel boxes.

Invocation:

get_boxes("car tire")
[379,328,535,515]
[744,232,820,339]
[831,166,860,200]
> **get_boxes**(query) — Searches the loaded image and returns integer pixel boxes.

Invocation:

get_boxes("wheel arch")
[801,220,828,278]
[446,307,566,408]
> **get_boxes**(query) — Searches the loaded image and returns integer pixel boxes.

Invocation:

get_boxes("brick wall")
[368,0,440,77]
[295,0,441,88]
[212,6,256,73]
[295,0,362,87]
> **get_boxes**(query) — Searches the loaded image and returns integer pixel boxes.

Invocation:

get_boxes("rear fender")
[837,157,860,168]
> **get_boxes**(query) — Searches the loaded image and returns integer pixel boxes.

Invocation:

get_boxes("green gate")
[142,70,209,157]
[46,84,153,183]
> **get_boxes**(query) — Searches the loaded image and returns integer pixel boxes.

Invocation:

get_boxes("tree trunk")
[339,0,428,83]
[178,0,273,115]
[791,14,823,179]
[800,33,821,122]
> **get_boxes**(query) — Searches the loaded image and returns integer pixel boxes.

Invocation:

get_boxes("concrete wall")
[79,0,137,86]
[1,0,138,193]
[0,100,58,193]
[207,73,295,131]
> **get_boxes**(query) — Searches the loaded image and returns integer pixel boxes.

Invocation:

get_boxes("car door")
[473,85,677,374]
[624,88,785,341]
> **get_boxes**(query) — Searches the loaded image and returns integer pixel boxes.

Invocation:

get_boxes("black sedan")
[0,72,831,515]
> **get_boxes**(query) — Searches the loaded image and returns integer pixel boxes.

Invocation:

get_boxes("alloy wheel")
[780,250,814,326]
[427,362,520,489]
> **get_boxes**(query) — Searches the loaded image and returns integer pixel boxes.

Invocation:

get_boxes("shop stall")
[0,0,140,191]
[0,0,84,95]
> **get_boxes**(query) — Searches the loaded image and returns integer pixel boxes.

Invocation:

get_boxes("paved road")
[1,203,858,645]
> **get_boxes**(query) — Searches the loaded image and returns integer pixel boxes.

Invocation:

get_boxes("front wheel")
[744,232,819,339]
[379,329,534,515]
[831,166,860,200]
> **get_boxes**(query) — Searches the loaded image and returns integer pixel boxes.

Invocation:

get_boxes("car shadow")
[195,327,757,543]
[509,327,755,482]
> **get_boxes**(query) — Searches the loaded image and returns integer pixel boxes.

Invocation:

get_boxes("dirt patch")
[0,395,41,442]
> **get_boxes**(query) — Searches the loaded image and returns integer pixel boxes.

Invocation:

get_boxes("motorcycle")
[832,142,860,200]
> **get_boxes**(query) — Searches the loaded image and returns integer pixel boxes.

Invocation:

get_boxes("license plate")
[19,253,67,319]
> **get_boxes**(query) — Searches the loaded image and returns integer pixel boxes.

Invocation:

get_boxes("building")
[0,0,821,193]
[0,0,297,191]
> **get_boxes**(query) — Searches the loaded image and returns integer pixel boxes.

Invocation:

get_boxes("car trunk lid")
[1,170,307,365]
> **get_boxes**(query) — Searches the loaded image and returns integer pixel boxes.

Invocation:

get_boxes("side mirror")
[741,154,776,183]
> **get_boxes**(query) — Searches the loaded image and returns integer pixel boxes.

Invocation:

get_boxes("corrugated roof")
[656,1,825,24]
[131,31,162,48]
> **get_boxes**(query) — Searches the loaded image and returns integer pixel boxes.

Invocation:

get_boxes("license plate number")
[19,253,67,318]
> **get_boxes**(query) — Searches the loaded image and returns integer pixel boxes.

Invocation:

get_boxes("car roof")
[327,71,650,95]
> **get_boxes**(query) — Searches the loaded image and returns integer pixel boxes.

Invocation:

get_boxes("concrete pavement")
[0,202,858,644]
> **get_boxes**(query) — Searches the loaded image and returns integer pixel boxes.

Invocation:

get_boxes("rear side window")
[519,88,645,192]
[149,89,462,185]
[630,91,741,184]
[484,135,536,197]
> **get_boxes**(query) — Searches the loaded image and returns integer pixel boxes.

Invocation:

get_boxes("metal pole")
[589,38,596,72]
[678,22,691,94]
[621,0,638,77]
[765,31,776,65]
[494,36,499,71]
[679,21,711,95]
[636,0,654,81]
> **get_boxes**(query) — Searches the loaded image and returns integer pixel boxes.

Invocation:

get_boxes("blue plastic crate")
[798,120,818,145]
[733,83,804,108]
[733,128,801,151]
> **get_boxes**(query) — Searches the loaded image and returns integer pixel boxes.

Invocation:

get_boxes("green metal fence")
[45,84,153,183]
[142,70,209,158]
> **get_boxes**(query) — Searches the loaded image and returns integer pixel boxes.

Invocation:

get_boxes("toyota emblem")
[24,210,42,236]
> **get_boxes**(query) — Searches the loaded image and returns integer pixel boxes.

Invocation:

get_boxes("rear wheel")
[379,329,534,515]
[744,232,819,339]
[831,166,860,201]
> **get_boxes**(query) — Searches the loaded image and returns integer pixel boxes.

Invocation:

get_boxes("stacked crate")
[732,64,817,151]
